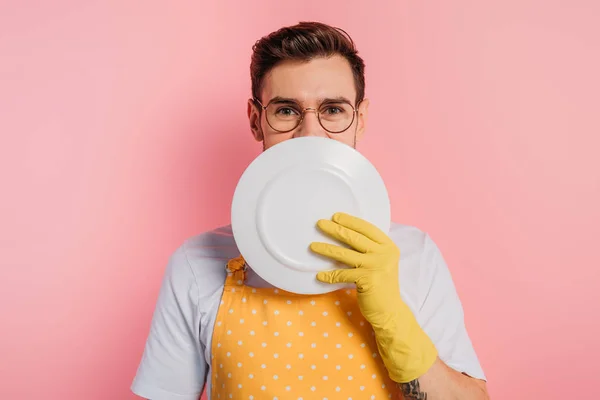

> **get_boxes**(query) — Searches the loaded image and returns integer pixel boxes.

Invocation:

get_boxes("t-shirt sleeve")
[417,234,486,381]
[131,245,207,399]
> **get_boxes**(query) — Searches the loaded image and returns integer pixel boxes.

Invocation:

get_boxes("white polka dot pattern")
[211,256,398,399]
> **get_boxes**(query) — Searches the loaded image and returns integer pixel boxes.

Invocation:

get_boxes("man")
[131,21,489,400]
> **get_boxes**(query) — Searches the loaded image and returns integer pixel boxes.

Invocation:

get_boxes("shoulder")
[388,222,429,248]
[387,221,439,266]
[166,224,240,299]
[387,222,447,307]
[180,224,241,271]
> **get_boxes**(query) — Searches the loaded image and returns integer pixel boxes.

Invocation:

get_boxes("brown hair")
[250,21,366,104]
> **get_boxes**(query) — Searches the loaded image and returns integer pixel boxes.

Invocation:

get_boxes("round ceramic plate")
[231,137,391,295]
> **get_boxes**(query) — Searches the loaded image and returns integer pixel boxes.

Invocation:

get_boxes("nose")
[293,109,327,138]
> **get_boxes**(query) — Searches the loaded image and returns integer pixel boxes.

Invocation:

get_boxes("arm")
[397,357,488,399]
[131,245,207,400]
[311,213,489,400]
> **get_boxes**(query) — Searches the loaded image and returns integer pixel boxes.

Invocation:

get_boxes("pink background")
[1,1,599,399]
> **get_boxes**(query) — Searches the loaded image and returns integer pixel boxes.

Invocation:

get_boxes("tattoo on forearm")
[398,379,427,399]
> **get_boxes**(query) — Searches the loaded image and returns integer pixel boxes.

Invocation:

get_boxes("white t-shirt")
[131,223,486,400]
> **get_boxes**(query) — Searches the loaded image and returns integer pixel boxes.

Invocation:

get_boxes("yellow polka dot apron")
[210,256,401,399]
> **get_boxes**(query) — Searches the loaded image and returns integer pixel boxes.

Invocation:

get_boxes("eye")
[321,105,347,116]
[324,106,343,115]
[275,107,300,116]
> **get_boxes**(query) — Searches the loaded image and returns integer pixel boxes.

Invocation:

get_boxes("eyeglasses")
[253,97,360,134]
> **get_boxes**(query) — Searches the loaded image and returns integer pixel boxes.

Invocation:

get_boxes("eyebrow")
[268,96,353,105]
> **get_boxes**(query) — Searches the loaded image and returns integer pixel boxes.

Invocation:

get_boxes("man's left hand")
[310,212,438,383]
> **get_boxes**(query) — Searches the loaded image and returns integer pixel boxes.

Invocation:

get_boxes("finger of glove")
[332,212,392,245]
[310,242,365,268]
[317,219,375,253]
[316,268,366,284]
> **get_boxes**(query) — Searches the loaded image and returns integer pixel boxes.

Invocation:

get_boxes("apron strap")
[225,255,246,286]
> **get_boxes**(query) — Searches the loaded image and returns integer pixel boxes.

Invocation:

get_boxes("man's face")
[248,55,369,150]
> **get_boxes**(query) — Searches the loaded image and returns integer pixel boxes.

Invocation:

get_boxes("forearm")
[395,357,489,400]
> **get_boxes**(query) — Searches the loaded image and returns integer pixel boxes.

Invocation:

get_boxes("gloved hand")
[310,212,438,383]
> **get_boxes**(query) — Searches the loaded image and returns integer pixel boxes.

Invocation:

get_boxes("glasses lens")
[318,102,355,133]
[265,101,355,133]
[265,103,302,132]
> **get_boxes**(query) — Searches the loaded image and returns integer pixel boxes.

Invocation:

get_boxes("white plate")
[231,137,391,295]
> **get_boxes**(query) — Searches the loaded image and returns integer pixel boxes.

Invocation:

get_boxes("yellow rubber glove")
[310,212,438,383]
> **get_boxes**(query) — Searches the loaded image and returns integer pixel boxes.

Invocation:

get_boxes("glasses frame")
[253,97,360,134]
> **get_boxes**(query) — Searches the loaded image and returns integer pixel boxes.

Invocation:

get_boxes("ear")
[247,98,264,142]
[354,98,370,142]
